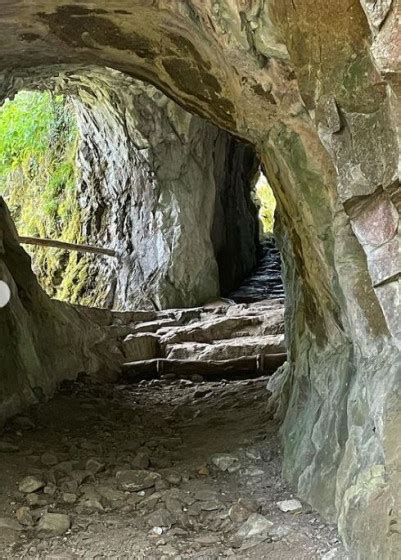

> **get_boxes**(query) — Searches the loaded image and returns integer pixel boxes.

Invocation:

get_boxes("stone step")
[158,315,270,346]
[165,334,285,361]
[121,353,287,382]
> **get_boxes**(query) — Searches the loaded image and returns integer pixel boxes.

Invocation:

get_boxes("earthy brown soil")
[0,376,346,559]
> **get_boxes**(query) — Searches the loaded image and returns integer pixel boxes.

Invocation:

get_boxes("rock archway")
[0,2,400,558]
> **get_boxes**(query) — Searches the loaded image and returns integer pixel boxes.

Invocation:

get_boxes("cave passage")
[1,2,400,558]
[0,84,281,312]
[0,70,317,560]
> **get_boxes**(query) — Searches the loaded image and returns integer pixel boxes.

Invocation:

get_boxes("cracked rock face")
[69,71,259,310]
[0,2,401,558]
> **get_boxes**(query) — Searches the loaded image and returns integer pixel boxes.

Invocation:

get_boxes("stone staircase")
[112,298,286,381]
[229,237,284,303]
[81,238,286,381]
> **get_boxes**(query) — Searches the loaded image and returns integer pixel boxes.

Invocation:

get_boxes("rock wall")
[0,197,119,425]
[68,72,259,309]
[0,2,400,558]
[4,70,259,310]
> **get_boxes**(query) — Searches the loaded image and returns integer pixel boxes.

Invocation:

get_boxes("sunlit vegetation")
[255,172,276,234]
[0,90,88,301]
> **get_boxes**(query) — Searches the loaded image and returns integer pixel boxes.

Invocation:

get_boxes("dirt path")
[0,376,346,559]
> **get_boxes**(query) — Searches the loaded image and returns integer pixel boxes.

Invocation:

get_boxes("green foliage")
[0,90,87,302]
[255,174,276,234]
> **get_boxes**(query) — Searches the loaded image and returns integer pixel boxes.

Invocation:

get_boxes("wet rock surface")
[230,238,284,304]
[0,377,345,559]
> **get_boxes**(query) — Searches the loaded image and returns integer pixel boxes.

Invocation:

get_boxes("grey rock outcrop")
[71,72,259,310]
[0,197,120,424]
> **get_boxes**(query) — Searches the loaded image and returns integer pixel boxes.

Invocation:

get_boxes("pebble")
[235,513,274,540]
[16,506,33,526]
[44,483,57,496]
[196,465,209,477]
[19,476,46,494]
[165,497,182,515]
[195,534,220,546]
[62,492,78,504]
[26,493,48,507]
[229,501,252,523]
[277,499,303,514]
[37,513,71,535]
[96,486,126,503]
[116,469,161,491]
[194,489,217,502]
[210,454,240,472]
[79,498,104,512]
[166,472,181,485]
[147,508,174,529]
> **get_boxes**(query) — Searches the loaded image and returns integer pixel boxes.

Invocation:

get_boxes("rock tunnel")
[0,1,400,558]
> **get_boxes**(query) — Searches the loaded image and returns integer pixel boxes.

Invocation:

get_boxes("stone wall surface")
[69,72,259,309]
[0,1,400,558]
[0,197,121,425]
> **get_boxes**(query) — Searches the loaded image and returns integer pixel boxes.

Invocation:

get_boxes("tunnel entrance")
[0,90,84,303]
[0,79,283,312]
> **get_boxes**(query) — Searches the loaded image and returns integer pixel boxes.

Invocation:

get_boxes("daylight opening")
[254,171,276,237]
[0,82,283,311]
[0,90,84,302]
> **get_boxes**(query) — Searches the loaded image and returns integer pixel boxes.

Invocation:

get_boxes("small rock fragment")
[196,465,209,477]
[276,499,302,514]
[26,493,47,507]
[37,513,71,535]
[16,506,33,526]
[210,454,240,472]
[194,489,217,502]
[146,508,174,529]
[229,501,252,523]
[97,485,126,504]
[62,492,78,504]
[79,498,104,512]
[195,534,220,546]
[44,483,57,496]
[166,472,181,485]
[236,513,273,540]
[116,470,161,492]
[19,476,45,494]
[165,497,182,515]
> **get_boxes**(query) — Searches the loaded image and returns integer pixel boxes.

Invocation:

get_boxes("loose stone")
[277,499,303,514]
[116,470,161,491]
[37,513,71,535]
[210,454,240,472]
[19,476,46,494]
